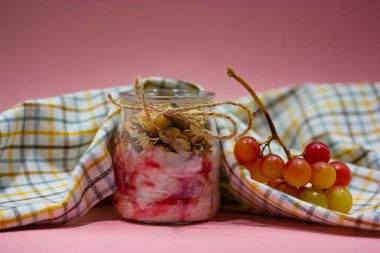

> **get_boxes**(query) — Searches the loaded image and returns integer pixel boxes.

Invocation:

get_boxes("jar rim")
[119,88,215,103]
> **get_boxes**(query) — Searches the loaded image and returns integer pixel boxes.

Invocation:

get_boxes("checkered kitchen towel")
[1,78,380,230]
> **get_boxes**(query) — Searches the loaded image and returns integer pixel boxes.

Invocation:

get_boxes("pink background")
[1,0,380,252]
[1,0,380,110]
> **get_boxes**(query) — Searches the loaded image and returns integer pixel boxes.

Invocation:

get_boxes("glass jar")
[112,86,221,224]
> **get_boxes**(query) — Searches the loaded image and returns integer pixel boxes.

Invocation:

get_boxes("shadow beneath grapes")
[213,211,380,238]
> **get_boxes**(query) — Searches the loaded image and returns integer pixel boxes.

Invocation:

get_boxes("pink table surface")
[2,201,380,253]
[1,1,380,252]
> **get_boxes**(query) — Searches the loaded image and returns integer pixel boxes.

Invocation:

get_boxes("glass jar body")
[112,90,220,224]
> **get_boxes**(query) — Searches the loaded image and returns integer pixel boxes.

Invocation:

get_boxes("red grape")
[246,159,268,183]
[325,186,353,214]
[273,180,299,197]
[304,141,330,164]
[330,161,352,187]
[260,154,284,180]
[234,136,261,164]
[283,157,312,187]
[310,162,336,189]
[297,186,308,195]
[267,179,282,188]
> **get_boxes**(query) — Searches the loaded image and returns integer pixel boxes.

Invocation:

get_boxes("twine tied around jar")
[107,76,255,141]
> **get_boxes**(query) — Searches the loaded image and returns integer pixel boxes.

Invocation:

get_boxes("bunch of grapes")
[226,67,354,214]
[234,138,353,214]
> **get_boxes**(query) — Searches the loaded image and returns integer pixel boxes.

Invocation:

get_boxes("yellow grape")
[325,186,353,214]
[299,188,328,208]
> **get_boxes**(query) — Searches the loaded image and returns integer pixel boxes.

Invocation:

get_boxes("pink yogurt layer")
[112,142,220,223]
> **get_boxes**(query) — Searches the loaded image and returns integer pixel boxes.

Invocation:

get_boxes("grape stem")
[259,136,273,157]
[226,67,292,160]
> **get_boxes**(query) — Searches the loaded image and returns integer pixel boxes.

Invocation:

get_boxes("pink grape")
[260,154,284,180]
[234,136,261,164]
[310,162,336,189]
[283,157,312,187]
[247,159,268,183]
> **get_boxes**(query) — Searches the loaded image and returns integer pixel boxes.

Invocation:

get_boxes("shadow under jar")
[112,88,221,224]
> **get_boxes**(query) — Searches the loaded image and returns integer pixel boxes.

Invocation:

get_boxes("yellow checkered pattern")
[0,79,380,230]
[0,87,124,230]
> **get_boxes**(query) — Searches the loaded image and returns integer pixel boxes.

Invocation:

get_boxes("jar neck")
[119,77,214,104]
